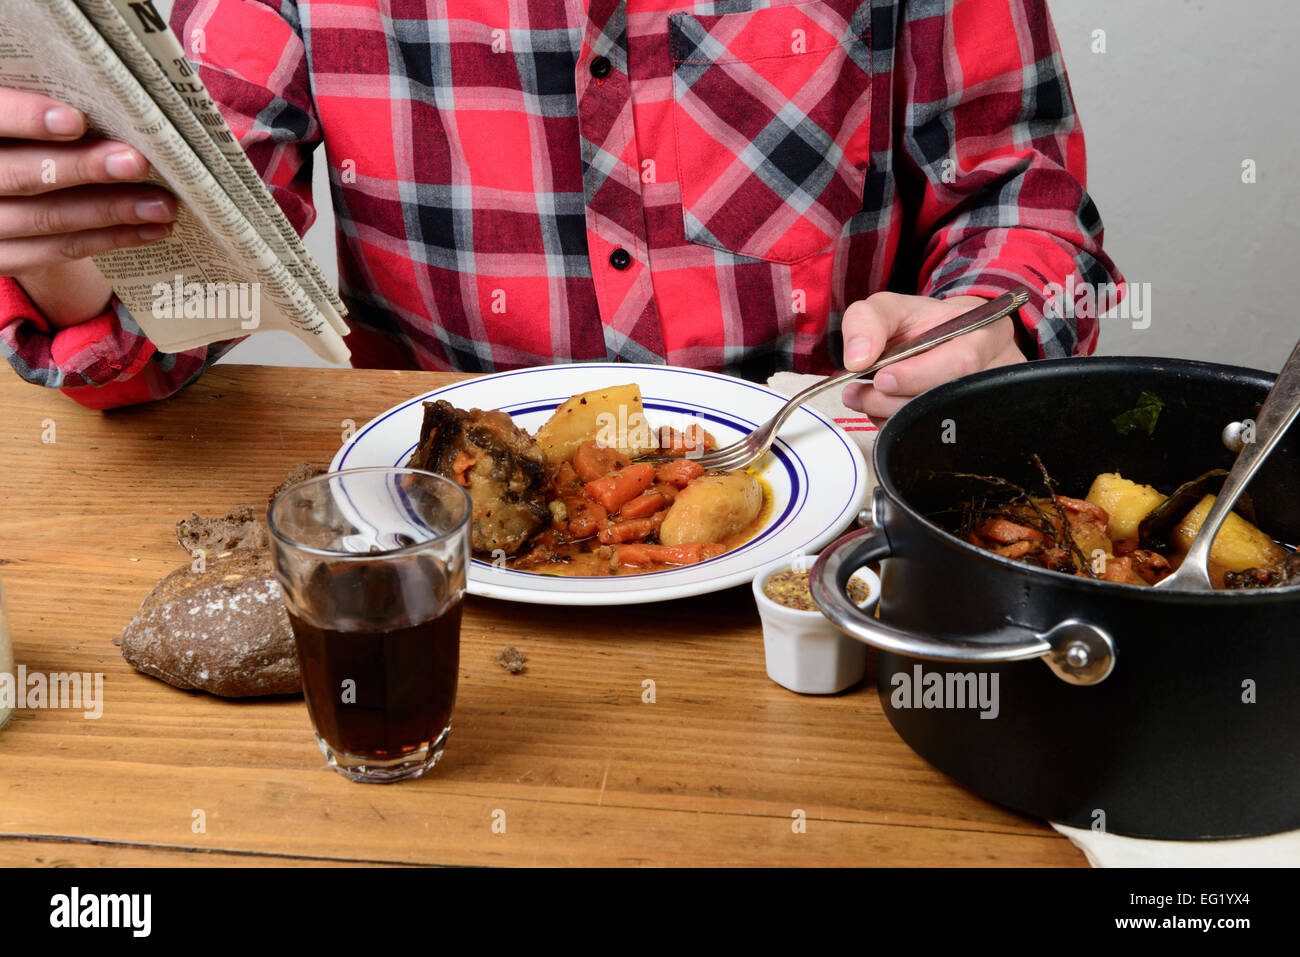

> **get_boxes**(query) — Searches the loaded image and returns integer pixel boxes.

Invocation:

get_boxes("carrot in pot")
[565,499,607,539]
[614,542,727,566]
[658,425,716,456]
[552,461,581,491]
[572,439,631,483]
[651,481,679,501]
[596,511,666,544]
[655,458,705,488]
[584,463,656,512]
[619,490,673,518]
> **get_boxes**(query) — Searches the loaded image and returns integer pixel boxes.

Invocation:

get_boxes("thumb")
[841,292,911,370]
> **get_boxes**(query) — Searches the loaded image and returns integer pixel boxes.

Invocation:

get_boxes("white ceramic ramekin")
[752,554,879,694]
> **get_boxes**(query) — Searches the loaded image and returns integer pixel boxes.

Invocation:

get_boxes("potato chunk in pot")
[1171,494,1288,574]
[659,472,762,546]
[1085,473,1166,542]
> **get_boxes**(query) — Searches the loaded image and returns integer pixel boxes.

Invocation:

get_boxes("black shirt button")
[609,248,632,270]
[590,56,612,79]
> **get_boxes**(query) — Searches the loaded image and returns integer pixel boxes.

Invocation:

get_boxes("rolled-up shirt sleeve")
[897,0,1123,357]
[0,277,236,409]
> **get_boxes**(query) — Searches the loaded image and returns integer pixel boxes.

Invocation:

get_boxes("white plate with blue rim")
[331,363,870,605]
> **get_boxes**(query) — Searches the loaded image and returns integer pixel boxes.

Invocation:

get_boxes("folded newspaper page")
[0,0,350,363]
[88,0,349,335]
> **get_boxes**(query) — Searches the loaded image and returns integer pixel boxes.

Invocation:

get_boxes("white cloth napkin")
[1052,823,1300,867]
[768,373,1297,867]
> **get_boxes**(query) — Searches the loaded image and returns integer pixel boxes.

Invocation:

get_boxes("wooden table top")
[0,365,1084,867]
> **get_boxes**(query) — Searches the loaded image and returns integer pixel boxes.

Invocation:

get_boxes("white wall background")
[157,0,1296,373]
[1047,0,1298,372]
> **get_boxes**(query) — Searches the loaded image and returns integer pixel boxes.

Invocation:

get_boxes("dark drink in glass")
[268,469,471,783]
[290,603,462,762]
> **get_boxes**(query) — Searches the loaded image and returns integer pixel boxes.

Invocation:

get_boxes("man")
[0,0,1120,418]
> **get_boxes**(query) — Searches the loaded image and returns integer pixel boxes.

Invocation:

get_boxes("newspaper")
[89,0,348,332]
[0,0,350,363]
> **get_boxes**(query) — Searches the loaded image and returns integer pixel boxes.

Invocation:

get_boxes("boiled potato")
[1171,494,1287,573]
[534,384,658,463]
[659,472,762,546]
[1085,473,1166,542]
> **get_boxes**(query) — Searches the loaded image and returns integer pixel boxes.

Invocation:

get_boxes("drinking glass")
[267,468,471,783]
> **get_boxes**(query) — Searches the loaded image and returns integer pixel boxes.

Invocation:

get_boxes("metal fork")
[643,287,1031,471]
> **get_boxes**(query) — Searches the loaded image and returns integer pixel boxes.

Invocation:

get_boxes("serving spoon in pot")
[640,286,1030,471]
[1156,338,1300,590]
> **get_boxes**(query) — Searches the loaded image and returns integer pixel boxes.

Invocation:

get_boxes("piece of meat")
[406,400,551,555]
[1129,548,1173,585]
[975,517,1045,545]
[1099,554,1146,586]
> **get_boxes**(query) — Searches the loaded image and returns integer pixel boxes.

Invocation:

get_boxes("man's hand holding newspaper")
[0,90,175,327]
[0,0,349,363]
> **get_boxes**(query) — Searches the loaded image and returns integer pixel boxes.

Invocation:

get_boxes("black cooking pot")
[811,356,1300,840]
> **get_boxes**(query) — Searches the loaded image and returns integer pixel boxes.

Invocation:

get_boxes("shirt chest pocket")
[668,1,872,265]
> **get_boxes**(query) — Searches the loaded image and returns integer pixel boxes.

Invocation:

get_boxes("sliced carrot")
[619,490,673,518]
[552,461,581,492]
[614,542,727,566]
[655,458,705,488]
[565,499,607,539]
[657,425,716,456]
[597,511,666,544]
[685,424,716,451]
[573,439,631,483]
[650,481,679,501]
[584,463,656,512]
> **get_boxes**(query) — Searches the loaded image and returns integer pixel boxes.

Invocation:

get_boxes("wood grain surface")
[0,365,1085,867]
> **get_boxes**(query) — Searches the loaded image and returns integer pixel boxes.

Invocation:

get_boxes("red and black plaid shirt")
[1,0,1121,408]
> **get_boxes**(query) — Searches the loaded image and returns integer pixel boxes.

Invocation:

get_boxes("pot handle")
[810,525,1116,686]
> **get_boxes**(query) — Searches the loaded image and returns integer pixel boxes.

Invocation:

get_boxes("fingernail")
[107,151,145,180]
[844,336,873,367]
[875,372,899,394]
[44,107,84,136]
[137,223,172,241]
[135,198,173,222]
